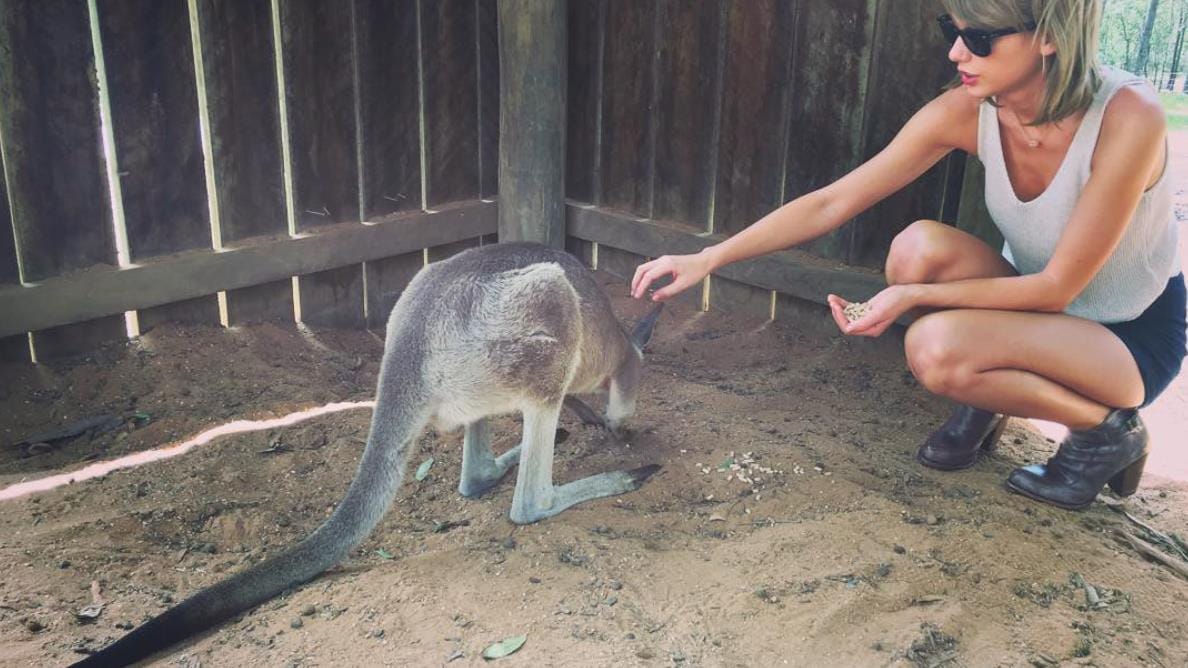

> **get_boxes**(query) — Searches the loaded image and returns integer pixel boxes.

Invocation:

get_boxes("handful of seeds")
[843,301,871,323]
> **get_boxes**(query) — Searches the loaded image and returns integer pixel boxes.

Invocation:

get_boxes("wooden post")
[498,0,566,247]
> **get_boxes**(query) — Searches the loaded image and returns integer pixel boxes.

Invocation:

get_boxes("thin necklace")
[1010,108,1042,148]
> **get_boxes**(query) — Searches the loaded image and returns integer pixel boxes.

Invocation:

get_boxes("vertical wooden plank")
[364,251,424,329]
[596,244,646,283]
[955,154,1003,249]
[33,317,126,361]
[787,0,876,261]
[599,0,654,215]
[498,0,565,247]
[478,0,499,199]
[298,265,364,329]
[775,292,848,340]
[198,0,290,325]
[566,236,596,267]
[652,0,722,227]
[0,334,29,363]
[422,0,480,207]
[281,0,360,327]
[139,296,221,332]
[709,276,772,322]
[566,0,603,205]
[0,1,122,358]
[0,164,17,285]
[280,0,358,228]
[195,0,287,244]
[97,0,218,331]
[97,0,210,260]
[713,0,796,236]
[848,0,955,268]
[937,149,968,224]
[597,243,702,312]
[225,280,294,326]
[355,0,422,220]
[0,0,114,283]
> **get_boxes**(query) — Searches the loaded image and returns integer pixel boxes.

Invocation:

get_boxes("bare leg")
[458,418,521,498]
[886,220,1142,428]
[905,309,1143,429]
[885,220,1017,286]
[508,401,659,524]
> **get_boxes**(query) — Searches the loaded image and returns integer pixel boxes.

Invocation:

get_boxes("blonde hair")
[942,0,1102,125]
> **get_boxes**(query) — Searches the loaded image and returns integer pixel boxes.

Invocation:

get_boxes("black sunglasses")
[937,13,1036,57]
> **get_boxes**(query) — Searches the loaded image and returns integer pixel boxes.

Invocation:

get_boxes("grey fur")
[72,242,660,667]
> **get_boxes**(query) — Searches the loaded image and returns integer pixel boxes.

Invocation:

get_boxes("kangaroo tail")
[72,352,429,668]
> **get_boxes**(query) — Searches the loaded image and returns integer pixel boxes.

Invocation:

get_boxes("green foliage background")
[1100,0,1186,88]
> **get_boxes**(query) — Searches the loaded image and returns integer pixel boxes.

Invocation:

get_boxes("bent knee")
[886,220,951,285]
[904,314,978,395]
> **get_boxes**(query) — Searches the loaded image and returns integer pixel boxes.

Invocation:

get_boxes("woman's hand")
[631,251,714,301]
[827,285,920,337]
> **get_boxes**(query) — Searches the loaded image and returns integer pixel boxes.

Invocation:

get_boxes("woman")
[630,0,1185,510]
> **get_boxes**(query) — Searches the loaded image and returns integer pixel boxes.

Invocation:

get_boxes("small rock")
[301,604,316,617]
[605,595,618,607]
[893,544,906,555]
[925,514,940,526]
[636,648,656,660]
[290,618,303,629]
[529,576,542,584]
[25,619,45,633]
[502,536,516,550]
[608,580,623,590]
[59,560,71,569]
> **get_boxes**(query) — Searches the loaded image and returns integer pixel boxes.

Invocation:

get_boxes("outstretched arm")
[631,88,979,301]
[840,85,1169,337]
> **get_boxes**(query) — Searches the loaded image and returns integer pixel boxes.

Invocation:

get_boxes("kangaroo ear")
[630,303,664,350]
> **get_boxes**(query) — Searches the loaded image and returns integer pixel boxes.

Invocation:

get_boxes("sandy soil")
[1,264,1187,668]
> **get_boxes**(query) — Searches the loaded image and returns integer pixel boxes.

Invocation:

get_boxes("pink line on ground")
[0,401,375,502]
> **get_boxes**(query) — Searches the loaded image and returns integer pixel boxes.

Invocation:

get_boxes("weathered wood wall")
[565,0,984,318]
[0,0,499,361]
[0,0,987,362]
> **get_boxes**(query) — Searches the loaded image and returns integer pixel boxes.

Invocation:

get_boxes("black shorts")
[1103,273,1187,407]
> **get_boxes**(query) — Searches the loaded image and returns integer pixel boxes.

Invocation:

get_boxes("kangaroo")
[73,242,663,667]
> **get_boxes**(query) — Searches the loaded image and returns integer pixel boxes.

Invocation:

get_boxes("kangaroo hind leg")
[508,401,660,525]
[458,418,522,498]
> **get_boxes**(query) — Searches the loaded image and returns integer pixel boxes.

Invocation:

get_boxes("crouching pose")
[75,242,662,667]
[631,0,1184,510]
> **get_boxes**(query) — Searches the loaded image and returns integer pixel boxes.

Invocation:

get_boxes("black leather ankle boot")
[1005,408,1149,510]
[916,405,1008,471]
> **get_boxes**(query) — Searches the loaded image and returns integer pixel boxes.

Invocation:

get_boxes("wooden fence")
[0,0,991,362]
[563,0,995,319]
[0,0,498,362]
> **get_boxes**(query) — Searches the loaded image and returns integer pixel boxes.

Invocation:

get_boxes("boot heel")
[1107,455,1147,497]
[980,418,1009,452]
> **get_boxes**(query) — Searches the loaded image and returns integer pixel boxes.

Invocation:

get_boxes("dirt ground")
[1,277,1186,668]
[1,141,1187,668]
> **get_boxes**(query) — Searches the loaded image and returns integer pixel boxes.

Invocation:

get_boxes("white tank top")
[979,66,1180,323]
